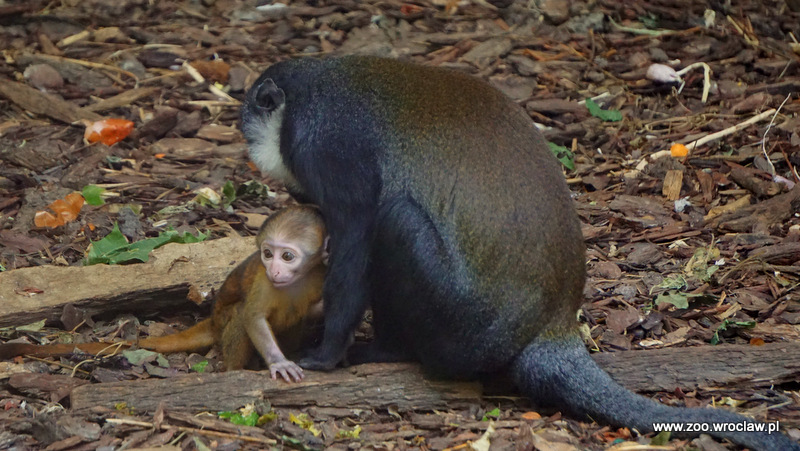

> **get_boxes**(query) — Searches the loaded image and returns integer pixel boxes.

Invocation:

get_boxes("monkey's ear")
[322,236,330,266]
[254,79,285,113]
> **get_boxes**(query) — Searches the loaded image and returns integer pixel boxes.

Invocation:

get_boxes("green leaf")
[290,413,321,436]
[336,425,362,439]
[238,180,277,199]
[711,319,756,345]
[84,225,208,265]
[482,407,501,421]
[123,349,160,366]
[191,360,209,373]
[650,431,671,446]
[218,411,259,427]
[650,274,687,294]
[82,185,106,206]
[655,291,717,310]
[222,181,236,209]
[585,98,623,122]
[155,353,169,367]
[85,223,129,264]
[16,319,47,332]
[654,290,690,309]
[175,230,209,244]
[547,142,575,171]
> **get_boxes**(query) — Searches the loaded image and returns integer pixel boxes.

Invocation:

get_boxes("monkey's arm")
[298,215,373,370]
[244,315,304,382]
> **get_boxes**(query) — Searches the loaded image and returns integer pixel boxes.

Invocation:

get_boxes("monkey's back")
[256,57,585,374]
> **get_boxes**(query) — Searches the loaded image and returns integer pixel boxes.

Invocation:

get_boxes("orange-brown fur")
[0,206,327,376]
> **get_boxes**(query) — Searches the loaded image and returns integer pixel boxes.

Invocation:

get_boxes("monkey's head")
[241,75,300,190]
[257,205,328,288]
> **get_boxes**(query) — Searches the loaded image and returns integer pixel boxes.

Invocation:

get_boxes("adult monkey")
[242,56,798,450]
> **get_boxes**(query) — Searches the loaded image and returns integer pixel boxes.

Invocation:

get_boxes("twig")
[687,109,776,150]
[71,342,127,377]
[676,62,712,103]
[644,109,778,162]
[105,417,278,445]
[22,355,91,376]
[182,62,237,102]
[760,93,792,176]
[607,16,673,36]
[28,53,138,83]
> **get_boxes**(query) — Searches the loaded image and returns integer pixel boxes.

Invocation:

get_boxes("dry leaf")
[34,192,84,228]
[521,411,541,420]
[84,118,134,145]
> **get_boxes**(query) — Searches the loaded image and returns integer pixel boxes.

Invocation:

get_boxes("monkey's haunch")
[241,56,799,450]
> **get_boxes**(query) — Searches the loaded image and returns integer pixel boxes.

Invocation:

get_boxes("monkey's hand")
[269,359,304,382]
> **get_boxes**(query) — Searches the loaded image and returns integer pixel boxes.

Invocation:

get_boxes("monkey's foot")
[269,360,304,382]
[297,346,343,370]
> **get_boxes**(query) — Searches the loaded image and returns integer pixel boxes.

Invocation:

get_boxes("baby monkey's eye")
[263,249,273,259]
[282,251,295,262]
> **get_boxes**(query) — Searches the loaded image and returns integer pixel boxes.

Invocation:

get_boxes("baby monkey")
[0,205,328,382]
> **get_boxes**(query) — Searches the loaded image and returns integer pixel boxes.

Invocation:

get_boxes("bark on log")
[70,363,482,414]
[0,236,254,328]
[592,341,800,391]
[69,342,799,414]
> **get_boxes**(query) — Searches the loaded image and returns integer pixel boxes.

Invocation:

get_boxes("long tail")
[512,335,800,451]
[137,319,214,353]
[0,319,214,359]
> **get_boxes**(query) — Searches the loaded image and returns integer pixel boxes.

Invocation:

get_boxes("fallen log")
[70,342,799,414]
[70,363,483,413]
[0,236,254,328]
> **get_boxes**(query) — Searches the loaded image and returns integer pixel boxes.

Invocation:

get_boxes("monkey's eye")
[263,249,273,259]
[281,251,295,262]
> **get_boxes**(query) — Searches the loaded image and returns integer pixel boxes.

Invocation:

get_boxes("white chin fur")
[245,104,298,187]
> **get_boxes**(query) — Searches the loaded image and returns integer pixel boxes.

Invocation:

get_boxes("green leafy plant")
[650,431,671,446]
[290,413,321,436]
[222,180,236,210]
[191,360,209,373]
[122,349,169,367]
[336,425,362,439]
[585,98,622,122]
[654,291,717,310]
[547,142,575,171]
[84,224,208,265]
[481,407,501,421]
[710,319,756,345]
[218,410,260,427]
[650,274,687,294]
[684,244,722,282]
[82,185,107,206]
[238,180,277,199]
